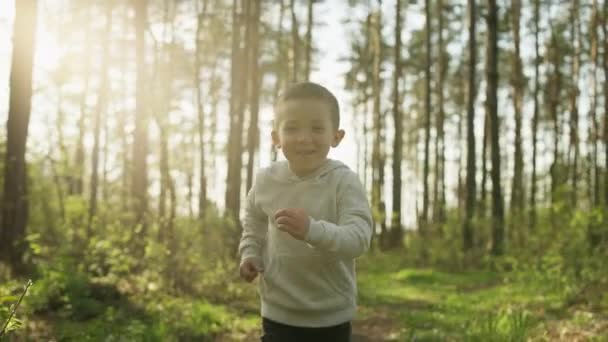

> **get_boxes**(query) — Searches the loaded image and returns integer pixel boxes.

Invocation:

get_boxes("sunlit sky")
[1,1,594,227]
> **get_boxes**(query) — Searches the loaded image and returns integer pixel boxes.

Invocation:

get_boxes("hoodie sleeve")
[305,170,373,259]
[238,176,268,264]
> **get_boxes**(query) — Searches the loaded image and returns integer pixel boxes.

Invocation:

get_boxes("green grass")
[356,251,605,341]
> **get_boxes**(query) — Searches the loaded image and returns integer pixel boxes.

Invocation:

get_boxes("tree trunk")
[589,0,599,208]
[132,0,149,253]
[74,5,92,196]
[510,0,524,213]
[421,0,432,234]
[487,0,504,256]
[0,0,38,274]
[370,7,386,249]
[530,0,540,230]
[433,0,446,227]
[226,0,245,223]
[88,1,113,238]
[304,0,314,80]
[195,0,208,219]
[290,0,299,82]
[390,0,403,249]
[246,0,262,193]
[602,0,608,207]
[480,110,489,218]
[568,0,581,207]
[463,0,476,252]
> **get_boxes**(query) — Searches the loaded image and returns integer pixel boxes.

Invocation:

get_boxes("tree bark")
[433,0,446,227]
[487,0,504,256]
[304,0,314,80]
[463,0,476,252]
[88,1,113,238]
[246,0,262,193]
[132,0,149,253]
[420,0,432,234]
[0,0,38,274]
[390,0,403,248]
[568,0,581,207]
[195,0,208,219]
[530,0,540,230]
[510,0,524,213]
[290,0,299,82]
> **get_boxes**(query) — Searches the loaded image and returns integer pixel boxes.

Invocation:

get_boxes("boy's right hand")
[240,258,263,282]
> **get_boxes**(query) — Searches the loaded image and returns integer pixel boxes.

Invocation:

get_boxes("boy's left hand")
[274,208,310,240]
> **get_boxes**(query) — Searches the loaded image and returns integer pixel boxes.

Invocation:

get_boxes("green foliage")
[464,308,534,342]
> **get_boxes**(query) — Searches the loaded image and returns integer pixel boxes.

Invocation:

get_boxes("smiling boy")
[238,82,373,342]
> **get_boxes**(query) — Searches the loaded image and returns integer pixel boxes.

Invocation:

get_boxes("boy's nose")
[296,132,313,143]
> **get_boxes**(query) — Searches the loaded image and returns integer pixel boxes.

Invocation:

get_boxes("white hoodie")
[238,159,373,327]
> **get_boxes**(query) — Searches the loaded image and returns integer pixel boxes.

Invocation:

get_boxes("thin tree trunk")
[480,110,489,218]
[487,0,504,256]
[132,0,149,253]
[74,5,92,196]
[370,7,386,249]
[602,0,608,207]
[510,0,524,213]
[530,0,540,230]
[390,0,403,248]
[463,0,476,252]
[246,0,262,193]
[0,0,38,274]
[433,0,446,226]
[304,0,313,80]
[290,0,299,82]
[226,0,245,223]
[590,0,600,208]
[421,0,432,233]
[88,1,113,238]
[195,0,208,219]
[569,0,581,207]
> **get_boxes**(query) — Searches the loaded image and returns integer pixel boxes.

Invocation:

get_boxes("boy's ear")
[331,129,345,147]
[271,130,281,148]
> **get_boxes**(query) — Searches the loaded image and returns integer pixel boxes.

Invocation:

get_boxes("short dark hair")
[274,82,340,128]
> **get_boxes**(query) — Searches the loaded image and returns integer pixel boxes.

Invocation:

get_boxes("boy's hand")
[274,208,310,240]
[240,258,262,282]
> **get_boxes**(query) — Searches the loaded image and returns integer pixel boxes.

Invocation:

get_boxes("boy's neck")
[287,158,329,178]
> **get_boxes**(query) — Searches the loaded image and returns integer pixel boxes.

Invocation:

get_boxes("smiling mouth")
[296,151,316,156]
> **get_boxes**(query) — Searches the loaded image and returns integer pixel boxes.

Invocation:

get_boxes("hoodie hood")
[268,159,348,183]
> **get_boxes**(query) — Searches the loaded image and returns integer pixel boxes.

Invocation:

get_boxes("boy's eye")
[313,126,324,132]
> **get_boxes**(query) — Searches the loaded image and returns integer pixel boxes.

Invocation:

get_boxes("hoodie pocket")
[261,255,353,311]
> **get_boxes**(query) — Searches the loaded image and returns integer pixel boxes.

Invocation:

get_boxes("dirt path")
[352,305,401,341]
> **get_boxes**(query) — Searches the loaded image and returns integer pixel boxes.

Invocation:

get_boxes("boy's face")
[272,98,345,177]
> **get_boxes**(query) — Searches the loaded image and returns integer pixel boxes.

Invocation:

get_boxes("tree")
[290,0,299,82]
[195,0,209,219]
[420,0,432,233]
[529,0,540,229]
[370,5,387,249]
[463,0,476,251]
[88,1,113,238]
[246,0,262,193]
[568,0,581,207]
[304,0,315,80]
[486,0,504,256]
[433,0,447,226]
[0,0,38,274]
[132,0,150,254]
[509,0,524,213]
[225,0,245,223]
[389,0,403,248]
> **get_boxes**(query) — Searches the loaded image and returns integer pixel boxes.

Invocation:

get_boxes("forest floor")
[5,251,608,341]
[223,251,608,341]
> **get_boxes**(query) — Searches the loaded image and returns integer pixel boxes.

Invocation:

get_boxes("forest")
[0,0,607,340]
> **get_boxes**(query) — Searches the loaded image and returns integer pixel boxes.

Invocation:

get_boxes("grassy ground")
[3,251,607,341]
[352,251,608,341]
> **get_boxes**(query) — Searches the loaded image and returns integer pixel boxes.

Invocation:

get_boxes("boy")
[238,82,373,342]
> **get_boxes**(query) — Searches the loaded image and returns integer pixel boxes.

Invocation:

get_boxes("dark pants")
[261,317,351,342]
